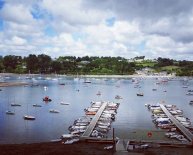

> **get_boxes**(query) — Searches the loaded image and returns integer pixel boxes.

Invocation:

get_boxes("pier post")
[113,128,115,151]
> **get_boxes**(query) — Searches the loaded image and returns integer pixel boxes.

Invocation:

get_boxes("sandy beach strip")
[0,82,28,87]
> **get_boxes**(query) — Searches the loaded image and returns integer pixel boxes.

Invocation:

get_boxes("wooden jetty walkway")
[160,104,193,144]
[81,102,108,138]
[115,138,191,151]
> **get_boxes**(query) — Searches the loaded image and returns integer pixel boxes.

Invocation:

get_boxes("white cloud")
[41,0,111,26]
[0,3,34,24]
[0,0,193,60]
[11,36,27,45]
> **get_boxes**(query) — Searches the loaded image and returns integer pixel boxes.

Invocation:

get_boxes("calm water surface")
[0,75,193,144]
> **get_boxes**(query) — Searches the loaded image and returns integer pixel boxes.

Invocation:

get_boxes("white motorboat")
[6,110,15,115]
[69,125,87,131]
[165,132,176,137]
[137,93,144,96]
[64,138,79,144]
[33,104,42,107]
[23,115,35,120]
[60,101,70,105]
[70,129,86,135]
[49,109,60,113]
[74,122,89,126]
[11,103,21,106]
[61,134,79,139]
[115,95,122,99]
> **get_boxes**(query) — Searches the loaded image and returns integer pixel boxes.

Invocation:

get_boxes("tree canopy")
[0,54,192,76]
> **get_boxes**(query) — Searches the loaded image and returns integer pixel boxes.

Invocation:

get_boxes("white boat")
[175,116,190,122]
[60,101,70,105]
[155,117,170,124]
[189,101,193,105]
[107,102,119,107]
[186,92,193,96]
[33,104,42,107]
[44,86,48,91]
[6,98,15,115]
[69,125,87,131]
[96,91,101,96]
[104,145,113,150]
[165,132,176,137]
[64,138,79,144]
[74,118,91,124]
[137,93,144,96]
[23,115,35,120]
[170,134,189,142]
[6,110,15,115]
[74,122,89,126]
[11,103,21,106]
[169,109,183,115]
[182,86,188,88]
[180,121,191,126]
[61,134,79,139]
[50,139,62,142]
[115,95,122,99]
[70,129,86,135]
[103,110,116,115]
[97,121,111,127]
[91,105,101,108]
[85,107,98,112]
[101,113,113,118]
[49,109,60,113]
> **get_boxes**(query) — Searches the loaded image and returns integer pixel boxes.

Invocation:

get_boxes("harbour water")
[0,75,193,144]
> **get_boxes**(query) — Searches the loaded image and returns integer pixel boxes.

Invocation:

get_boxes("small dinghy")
[49,109,60,113]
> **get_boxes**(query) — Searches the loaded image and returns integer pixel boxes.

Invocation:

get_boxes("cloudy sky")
[0,0,193,60]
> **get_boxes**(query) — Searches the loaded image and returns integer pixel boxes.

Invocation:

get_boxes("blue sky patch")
[72,32,86,41]
[0,0,5,10]
[105,17,116,27]
[44,26,56,37]
[31,4,52,20]
[0,20,3,31]
[137,41,146,51]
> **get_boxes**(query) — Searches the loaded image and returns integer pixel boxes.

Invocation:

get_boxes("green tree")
[3,55,22,73]
[26,54,39,73]
[51,60,62,73]
[37,54,52,73]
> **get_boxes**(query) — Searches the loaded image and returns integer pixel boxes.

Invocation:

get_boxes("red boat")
[43,96,52,102]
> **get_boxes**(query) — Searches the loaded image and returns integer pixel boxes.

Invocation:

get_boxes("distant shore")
[0,73,177,78]
[74,74,176,78]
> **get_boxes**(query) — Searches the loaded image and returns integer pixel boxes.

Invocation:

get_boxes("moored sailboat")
[23,115,35,120]
[24,101,35,120]
[6,97,15,115]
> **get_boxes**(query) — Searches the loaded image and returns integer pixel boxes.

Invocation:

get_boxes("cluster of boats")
[90,101,119,138]
[67,101,119,139]
[146,104,192,143]
[6,96,63,118]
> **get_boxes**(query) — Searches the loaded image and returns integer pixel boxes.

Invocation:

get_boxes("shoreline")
[0,141,192,155]
[0,73,178,78]
[0,82,28,87]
